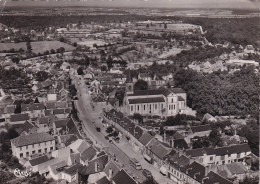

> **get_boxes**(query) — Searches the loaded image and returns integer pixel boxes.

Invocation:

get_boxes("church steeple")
[125,70,134,95]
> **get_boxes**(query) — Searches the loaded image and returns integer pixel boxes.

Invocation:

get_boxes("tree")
[106,126,113,134]
[73,42,77,47]
[134,79,148,90]
[133,113,143,123]
[77,67,84,75]
[50,49,55,54]
[36,71,49,81]
[11,57,20,64]
[106,56,113,70]
[26,41,32,53]
[59,37,65,42]
[164,23,167,29]
[209,129,223,147]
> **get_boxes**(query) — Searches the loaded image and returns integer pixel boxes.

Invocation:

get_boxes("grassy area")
[0,41,75,53]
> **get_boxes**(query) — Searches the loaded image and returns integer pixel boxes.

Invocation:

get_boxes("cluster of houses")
[103,108,258,184]
[10,132,138,184]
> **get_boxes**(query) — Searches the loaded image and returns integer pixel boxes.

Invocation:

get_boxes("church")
[124,74,195,117]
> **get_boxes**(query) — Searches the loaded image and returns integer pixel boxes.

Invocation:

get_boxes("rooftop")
[11,132,55,147]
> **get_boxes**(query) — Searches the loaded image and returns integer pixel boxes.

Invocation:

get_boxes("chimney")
[186,168,192,174]
[108,168,113,179]
[95,162,99,172]
[194,172,200,179]
[201,177,209,184]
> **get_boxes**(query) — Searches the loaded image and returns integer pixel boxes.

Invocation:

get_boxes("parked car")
[142,169,153,179]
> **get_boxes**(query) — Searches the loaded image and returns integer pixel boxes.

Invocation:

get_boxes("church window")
[155,104,157,109]
[137,105,139,111]
[144,105,145,110]
[172,99,173,103]
[131,106,133,111]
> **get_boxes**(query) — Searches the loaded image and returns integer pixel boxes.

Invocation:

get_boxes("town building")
[124,86,195,117]
[11,132,55,159]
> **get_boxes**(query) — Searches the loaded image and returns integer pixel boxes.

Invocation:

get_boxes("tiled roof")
[129,89,164,96]
[133,126,143,140]
[190,125,211,133]
[185,144,251,158]
[46,102,56,109]
[38,117,50,124]
[56,101,67,108]
[150,141,172,160]
[29,155,50,166]
[10,113,30,122]
[31,103,45,111]
[138,132,153,146]
[128,97,165,104]
[172,139,189,149]
[139,73,150,78]
[5,105,15,114]
[178,96,185,101]
[44,110,52,116]
[169,88,186,94]
[169,154,190,170]
[53,108,67,114]
[104,160,121,179]
[54,119,68,128]
[96,176,110,184]
[112,170,136,184]
[204,171,233,184]
[11,132,54,147]
[184,161,206,183]
[21,104,31,112]
[80,146,97,162]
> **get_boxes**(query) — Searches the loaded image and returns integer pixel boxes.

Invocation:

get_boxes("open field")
[77,39,107,48]
[0,41,75,53]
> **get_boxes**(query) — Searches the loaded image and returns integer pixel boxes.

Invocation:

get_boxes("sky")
[0,0,259,9]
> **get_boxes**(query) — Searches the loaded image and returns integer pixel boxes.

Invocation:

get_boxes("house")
[183,161,206,184]
[217,162,248,181]
[11,132,55,159]
[69,139,91,153]
[93,94,107,107]
[0,105,15,120]
[145,138,173,168]
[188,125,212,140]
[203,171,233,184]
[103,160,121,180]
[111,169,137,184]
[184,144,251,166]
[166,152,190,183]
[138,73,152,82]
[80,146,98,166]
[9,113,30,124]
[53,119,72,135]
[25,155,51,172]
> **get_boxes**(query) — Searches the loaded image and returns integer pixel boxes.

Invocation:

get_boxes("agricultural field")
[77,39,107,48]
[0,41,75,53]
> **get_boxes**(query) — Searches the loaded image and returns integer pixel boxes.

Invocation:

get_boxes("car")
[142,169,152,179]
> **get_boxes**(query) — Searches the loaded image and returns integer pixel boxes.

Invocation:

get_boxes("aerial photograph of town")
[0,0,259,184]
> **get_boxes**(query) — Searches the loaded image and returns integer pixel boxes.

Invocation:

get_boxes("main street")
[72,74,147,183]
[71,72,175,184]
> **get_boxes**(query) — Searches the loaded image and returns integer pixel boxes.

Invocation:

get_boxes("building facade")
[124,86,189,117]
[11,133,56,159]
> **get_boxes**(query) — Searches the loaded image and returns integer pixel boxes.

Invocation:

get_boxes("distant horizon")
[0,0,259,10]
